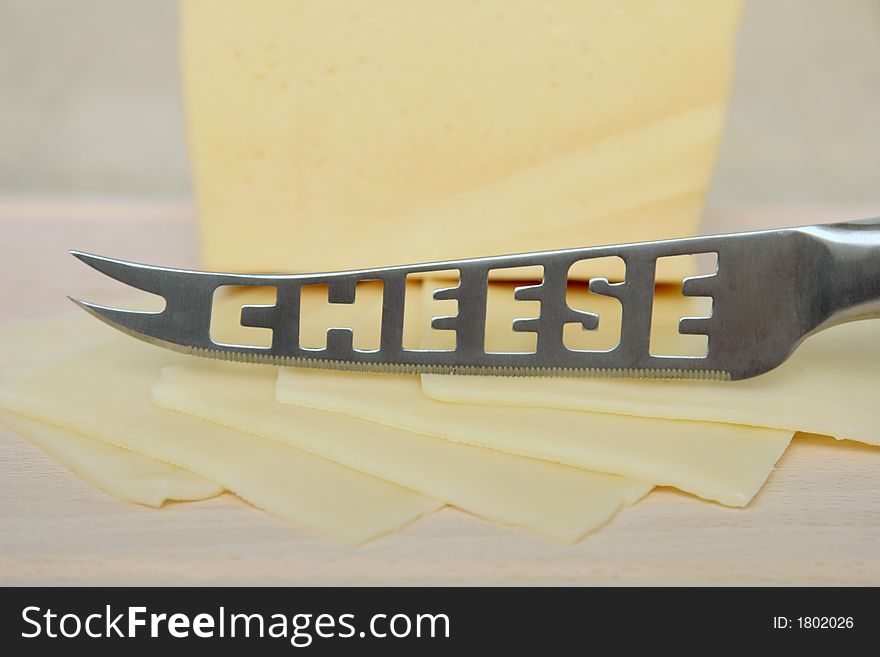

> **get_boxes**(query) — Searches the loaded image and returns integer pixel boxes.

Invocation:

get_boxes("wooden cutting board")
[1,199,878,585]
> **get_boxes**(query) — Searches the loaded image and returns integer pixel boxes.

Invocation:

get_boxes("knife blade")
[69,218,880,380]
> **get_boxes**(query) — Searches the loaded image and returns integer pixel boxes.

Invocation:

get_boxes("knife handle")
[805,219,880,330]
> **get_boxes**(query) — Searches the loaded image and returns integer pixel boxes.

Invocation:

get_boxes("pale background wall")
[1,0,878,209]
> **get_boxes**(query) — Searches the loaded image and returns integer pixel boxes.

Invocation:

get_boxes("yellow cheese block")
[153,361,650,543]
[183,0,740,281]
[0,339,441,546]
[0,317,223,507]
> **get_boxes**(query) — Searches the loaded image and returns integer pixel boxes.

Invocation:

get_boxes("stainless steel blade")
[70,218,880,380]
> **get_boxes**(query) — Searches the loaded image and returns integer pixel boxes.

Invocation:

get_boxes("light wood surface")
[1,200,878,585]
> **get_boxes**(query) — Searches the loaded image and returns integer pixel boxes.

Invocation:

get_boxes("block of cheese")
[183,0,741,281]
[154,361,651,543]
[0,317,223,507]
[0,338,441,546]
[425,317,880,447]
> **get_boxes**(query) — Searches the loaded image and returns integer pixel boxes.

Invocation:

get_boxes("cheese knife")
[69,218,880,381]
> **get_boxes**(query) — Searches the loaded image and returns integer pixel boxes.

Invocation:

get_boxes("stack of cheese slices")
[4,1,876,546]
[2,280,878,545]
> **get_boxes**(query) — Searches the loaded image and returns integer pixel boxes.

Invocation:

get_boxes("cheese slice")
[0,339,440,546]
[276,368,790,507]
[422,289,880,447]
[183,0,740,281]
[0,312,111,374]
[153,361,651,543]
[0,411,223,507]
[0,317,223,507]
[276,277,789,507]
